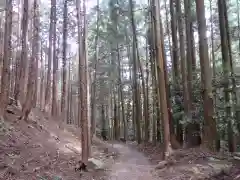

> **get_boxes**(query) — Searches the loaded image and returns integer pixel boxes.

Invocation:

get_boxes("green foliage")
[86,0,240,145]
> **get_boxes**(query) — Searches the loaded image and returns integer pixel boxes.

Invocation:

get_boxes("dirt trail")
[108,143,158,180]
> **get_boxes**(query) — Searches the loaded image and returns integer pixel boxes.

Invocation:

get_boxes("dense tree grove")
[0,0,240,161]
[86,0,240,157]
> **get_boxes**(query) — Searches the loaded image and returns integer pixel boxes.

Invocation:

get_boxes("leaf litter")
[1,104,240,180]
[0,106,118,180]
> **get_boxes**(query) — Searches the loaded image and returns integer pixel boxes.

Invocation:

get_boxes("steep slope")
[0,105,113,180]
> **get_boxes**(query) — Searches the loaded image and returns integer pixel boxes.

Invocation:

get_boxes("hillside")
[1,105,240,180]
[0,105,116,180]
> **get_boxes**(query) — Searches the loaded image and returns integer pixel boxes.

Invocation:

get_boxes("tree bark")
[129,0,141,144]
[90,0,100,138]
[154,0,172,158]
[51,0,57,116]
[176,0,188,145]
[20,0,39,121]
[14,0,28,104]
[39,41,45,110]
[0,0,13,118]
[76,0,89,163]
[61,0,68,118]
[195,0,217,151]
[218,0,236,152]
[45,0,54,111]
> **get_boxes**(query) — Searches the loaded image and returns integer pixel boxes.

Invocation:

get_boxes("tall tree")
[195,0,217,151]
[209,0,219,150]
[0,0,12,117]
[148,25,158,144]
[148,5,160,143]
[176,0,187,145]
[90,0,100,137]
[14,0,28,104]
[170,0,180,96]
[61,0,68,117]
[20,0,39,121]
[108,0,119,140]
[218,0,236,152]
[51,0,57,116]
[129,0,141,144]
[45,0,54,110]
[159,11,179,148]
[76,0,90,163]
[117,45,126,141]
[184,0,193,116]
[144,16,150,142]
[154,0,172,157]
[39,40,45,110]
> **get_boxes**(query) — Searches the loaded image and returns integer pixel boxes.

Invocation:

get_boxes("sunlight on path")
[108,144,159,180]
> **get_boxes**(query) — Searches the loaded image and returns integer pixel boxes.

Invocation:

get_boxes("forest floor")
[0,103,240,180]
[135,143,240,179]
[107,142,240,180]
[0,104,118,180]
[108,143,158,180]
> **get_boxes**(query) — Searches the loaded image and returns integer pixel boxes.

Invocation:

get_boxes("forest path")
[108,143,159,180]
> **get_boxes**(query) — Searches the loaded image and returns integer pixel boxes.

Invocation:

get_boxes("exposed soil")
[108,143,157,180]
[0,106,116,180]
[135,143,240,180]
[1,105,240,180]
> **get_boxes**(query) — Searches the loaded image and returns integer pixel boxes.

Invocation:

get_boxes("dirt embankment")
[0,106,116,180]
[1,104,239,180]
[135,143,240,180]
